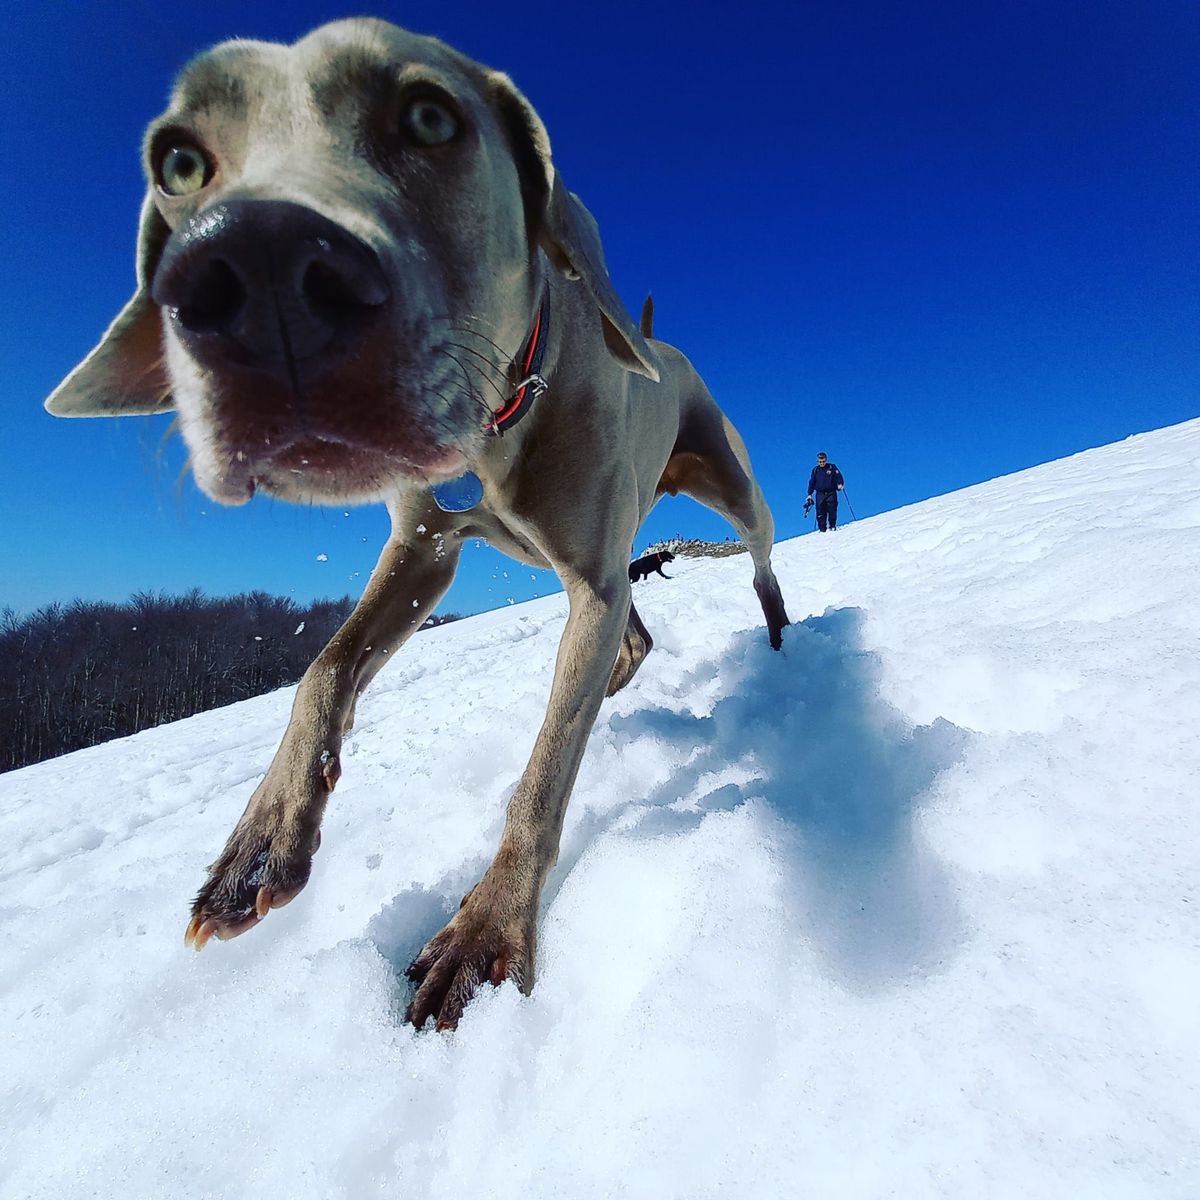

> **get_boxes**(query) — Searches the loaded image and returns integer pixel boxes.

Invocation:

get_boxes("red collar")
[490,290,550,435]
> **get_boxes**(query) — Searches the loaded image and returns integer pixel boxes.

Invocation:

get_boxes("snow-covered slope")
[3,420,1198,1200]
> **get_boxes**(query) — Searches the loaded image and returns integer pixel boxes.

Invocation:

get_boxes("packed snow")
[2,420,1198,1199]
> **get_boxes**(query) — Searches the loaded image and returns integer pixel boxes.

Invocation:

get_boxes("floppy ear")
[45,193,173,417]
[487,72,660,383]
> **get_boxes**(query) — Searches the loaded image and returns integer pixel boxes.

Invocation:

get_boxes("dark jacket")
[807,463,844,496]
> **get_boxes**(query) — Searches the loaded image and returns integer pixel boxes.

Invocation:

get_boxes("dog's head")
[662,550,676,562]
[46,19,658,505]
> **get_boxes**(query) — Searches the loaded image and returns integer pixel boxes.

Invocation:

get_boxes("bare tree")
[0,591,467,772]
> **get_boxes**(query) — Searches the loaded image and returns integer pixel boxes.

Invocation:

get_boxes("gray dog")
[46,19,789,1029]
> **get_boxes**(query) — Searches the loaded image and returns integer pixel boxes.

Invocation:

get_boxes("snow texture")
[2,420,1198,1199]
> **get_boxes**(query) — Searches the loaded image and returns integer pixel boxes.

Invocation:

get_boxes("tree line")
[0,591,463,773]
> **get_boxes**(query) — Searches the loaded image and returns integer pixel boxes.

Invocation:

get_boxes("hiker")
[805,452,844,531]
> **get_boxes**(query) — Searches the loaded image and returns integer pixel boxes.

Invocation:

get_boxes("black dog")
[628,550,676,582]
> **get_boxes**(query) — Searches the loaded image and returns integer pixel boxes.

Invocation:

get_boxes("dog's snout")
[152,200,389,368]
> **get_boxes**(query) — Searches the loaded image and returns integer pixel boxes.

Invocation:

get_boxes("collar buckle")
[514,373,548,399]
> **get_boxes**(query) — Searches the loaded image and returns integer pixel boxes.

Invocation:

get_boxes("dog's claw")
[255,886,273,918]
[183,913,228,951]
[192,918,218,951]
[321,757,341,793]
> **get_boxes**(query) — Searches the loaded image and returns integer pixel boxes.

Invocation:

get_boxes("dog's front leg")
[405,554,634,1029]
[185,511,461,950]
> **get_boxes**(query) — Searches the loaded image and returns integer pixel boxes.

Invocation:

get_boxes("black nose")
[151,200,389,368]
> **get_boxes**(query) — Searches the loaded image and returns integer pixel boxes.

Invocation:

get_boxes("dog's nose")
[151,200,389,368]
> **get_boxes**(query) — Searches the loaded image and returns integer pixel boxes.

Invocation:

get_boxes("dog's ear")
[45,193,173,417]
[487,71,660,383]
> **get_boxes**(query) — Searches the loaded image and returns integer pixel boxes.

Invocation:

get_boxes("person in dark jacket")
[805,452,844,531]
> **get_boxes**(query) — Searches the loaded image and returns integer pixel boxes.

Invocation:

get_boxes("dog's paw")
[184,819,322,951]
[403,884,535,1030]
[754,573,790,650]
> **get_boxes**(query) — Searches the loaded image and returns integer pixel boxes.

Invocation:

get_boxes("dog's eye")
[159,143,212,196]
[402,98,459,147]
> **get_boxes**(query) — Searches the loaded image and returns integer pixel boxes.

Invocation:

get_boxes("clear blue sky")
[2,0,1196,618]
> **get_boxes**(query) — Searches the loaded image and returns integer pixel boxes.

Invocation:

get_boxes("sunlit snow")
[2,420,1197,1198]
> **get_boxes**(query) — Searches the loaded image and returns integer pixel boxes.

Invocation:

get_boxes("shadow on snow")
[367,606,972,1005]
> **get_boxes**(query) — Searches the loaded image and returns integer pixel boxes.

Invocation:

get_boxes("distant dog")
[45,18,789,1030]
[628,549,676,582]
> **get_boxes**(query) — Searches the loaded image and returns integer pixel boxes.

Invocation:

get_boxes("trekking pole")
[841,491,858,522]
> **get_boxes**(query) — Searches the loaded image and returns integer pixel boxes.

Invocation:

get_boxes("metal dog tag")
[431,470,485,513]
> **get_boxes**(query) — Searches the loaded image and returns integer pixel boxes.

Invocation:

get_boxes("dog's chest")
[461,509,553,571]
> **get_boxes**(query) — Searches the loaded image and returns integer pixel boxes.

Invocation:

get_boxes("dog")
[45,19,790,1030]
[628,549,676,582]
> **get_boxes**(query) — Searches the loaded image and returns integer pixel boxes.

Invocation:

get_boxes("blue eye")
[403,98,459,146]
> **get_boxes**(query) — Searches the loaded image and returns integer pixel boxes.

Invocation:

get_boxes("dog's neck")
[490,286,551,436]
[430,286,550,513]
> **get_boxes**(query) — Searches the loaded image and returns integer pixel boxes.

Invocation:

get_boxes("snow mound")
[2,420,1198,1199]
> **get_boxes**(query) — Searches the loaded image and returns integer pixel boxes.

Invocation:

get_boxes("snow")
[2,419,1198,1199]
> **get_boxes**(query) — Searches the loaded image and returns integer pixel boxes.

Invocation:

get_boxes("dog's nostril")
[303,258,389,323]
[305,261,356,318]
[176,259,245,333]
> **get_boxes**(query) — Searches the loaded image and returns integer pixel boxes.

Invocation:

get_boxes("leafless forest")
[1,591,462,772]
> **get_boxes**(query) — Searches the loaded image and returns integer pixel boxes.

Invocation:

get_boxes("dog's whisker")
[443,338,506,384]
[431,311,502,336]
[156,414,182,455]
[441,351,488,417]
[444,344,508,401]
[174,457,194,507]
[446,324,512,365]
[437,355,478,417]
[436,347,508,434]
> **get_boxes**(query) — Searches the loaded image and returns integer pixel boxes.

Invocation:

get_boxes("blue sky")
[1,0,1196,618]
